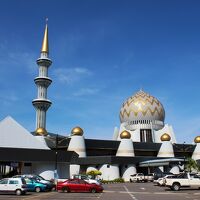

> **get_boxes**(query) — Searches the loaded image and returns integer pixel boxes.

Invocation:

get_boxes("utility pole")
[54,134,58,180]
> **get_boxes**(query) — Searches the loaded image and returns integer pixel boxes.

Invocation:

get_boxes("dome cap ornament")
[35,127,48,136]
[71,127,84,136]
[120,130,131,139]
[41,18,49,54]
[194,136,200,143]
[160,133,171,141]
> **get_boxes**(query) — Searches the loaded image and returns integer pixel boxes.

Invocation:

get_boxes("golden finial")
[41,18,49,53]
[71,127,84,136]
[35,127,48,136]
[160,133,171,141]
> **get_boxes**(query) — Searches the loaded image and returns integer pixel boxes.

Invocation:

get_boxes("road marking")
[21,192,56,200]
[124,186,138,200]
[140,187,146,190]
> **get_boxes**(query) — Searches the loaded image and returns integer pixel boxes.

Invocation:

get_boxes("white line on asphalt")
[22,192,55,200]
[97,193,103,199]
[140,187,146,190]
[124,186,138,200]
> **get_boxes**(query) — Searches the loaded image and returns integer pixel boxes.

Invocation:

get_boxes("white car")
[157,175,176,186]
[72,174,101,185]
[0,178,27,195]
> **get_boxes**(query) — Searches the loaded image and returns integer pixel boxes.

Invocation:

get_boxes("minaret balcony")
[37,58,52,67]
[34,77,52,87]
[32,99,52,111]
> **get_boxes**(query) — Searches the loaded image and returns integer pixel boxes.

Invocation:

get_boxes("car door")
[8,179,20,192]
[24,178,34,191]
[189,174,200,187]
[68,180,80,192]
[78,180,88,192]
[0,179,8,192]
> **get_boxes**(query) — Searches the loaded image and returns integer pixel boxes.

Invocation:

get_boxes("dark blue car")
[24,178,47,192]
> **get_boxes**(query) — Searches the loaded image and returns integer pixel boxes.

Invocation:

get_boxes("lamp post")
[183,141,186,171]
[54,134,58,180]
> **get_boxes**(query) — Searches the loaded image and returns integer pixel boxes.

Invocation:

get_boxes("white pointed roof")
[0,116,49,149]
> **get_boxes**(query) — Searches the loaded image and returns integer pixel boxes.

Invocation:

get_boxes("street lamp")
[183,141,186,171]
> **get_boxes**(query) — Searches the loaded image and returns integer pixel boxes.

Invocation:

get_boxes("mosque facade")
[0,24,200,181]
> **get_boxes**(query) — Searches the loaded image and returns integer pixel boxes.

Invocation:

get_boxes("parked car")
[13,174,56,191]
[24,177,48,192]
[130,173,145,182]
[156,175,176,186]
[0,178,27,195]
[72,174,101,185]
[144,173,154,182]
[164,172,200,191]
[57,179,104,193]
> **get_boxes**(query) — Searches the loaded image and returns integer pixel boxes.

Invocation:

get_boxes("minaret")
[32,21,52,131]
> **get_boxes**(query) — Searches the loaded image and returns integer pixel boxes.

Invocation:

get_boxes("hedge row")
[101,178,125,184]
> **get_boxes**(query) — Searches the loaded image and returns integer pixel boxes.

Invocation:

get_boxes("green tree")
[86,170,102,179]
[185,157,198,172]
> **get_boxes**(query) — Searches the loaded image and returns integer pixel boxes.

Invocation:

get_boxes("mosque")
[0,24,200,181]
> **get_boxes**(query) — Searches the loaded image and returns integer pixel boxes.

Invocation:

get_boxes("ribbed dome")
[161,133,171,141]
[120,90,165,123]
[120,130,131,139]
[71,127,84,136]
[35,127,48,136]
[194,136,200,143]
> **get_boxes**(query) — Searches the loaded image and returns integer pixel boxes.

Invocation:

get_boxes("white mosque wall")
[99,164,119,180]
[170,165,180,174]
[131,129,140,142]
[192,144,200,160]
[29,162,69,180]
[122,165,136,182]
[31,162,55,180]
[86,166,98,173]
[116,139,135,156]
[157,141,174,157]
[69,164,80,178]
[117,123,140,142]
[67,136,86,157]
[154,124,176,143]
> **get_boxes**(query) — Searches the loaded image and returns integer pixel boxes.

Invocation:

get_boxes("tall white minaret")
[32,22,52,131]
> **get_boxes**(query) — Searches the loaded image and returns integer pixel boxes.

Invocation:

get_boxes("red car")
[57,179,103,193]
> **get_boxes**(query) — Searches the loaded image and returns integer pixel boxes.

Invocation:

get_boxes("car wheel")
[35,187,41,193]
[91,188,96,193]
[16,189,22,196]
[172,183,180,191]
[62,186,69,193]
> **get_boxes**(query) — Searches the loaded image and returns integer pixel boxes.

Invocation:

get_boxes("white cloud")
[73,88,99,96]
[53,67,93,84]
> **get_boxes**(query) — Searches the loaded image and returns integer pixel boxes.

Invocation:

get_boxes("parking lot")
[0,182,200,200]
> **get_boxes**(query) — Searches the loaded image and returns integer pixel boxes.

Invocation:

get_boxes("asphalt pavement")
[0,182,200,200]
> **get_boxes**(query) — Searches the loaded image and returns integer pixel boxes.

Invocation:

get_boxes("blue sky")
[0,0,200,143]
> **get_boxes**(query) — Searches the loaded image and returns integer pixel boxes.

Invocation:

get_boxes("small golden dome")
[120,130,131,139]
[71,127,84,136]
[160,133,171,141]
[35,127,48,136]
[194,136,200,143]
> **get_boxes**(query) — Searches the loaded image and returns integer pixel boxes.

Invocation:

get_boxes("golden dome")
[35,127,48,136]
[194,136,200,143]
[120,90,165,124]
[120,130,131,139]
[160,133,171,141]
[71,127,84,136]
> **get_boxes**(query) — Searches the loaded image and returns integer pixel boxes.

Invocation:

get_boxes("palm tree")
[185,157,198,172]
